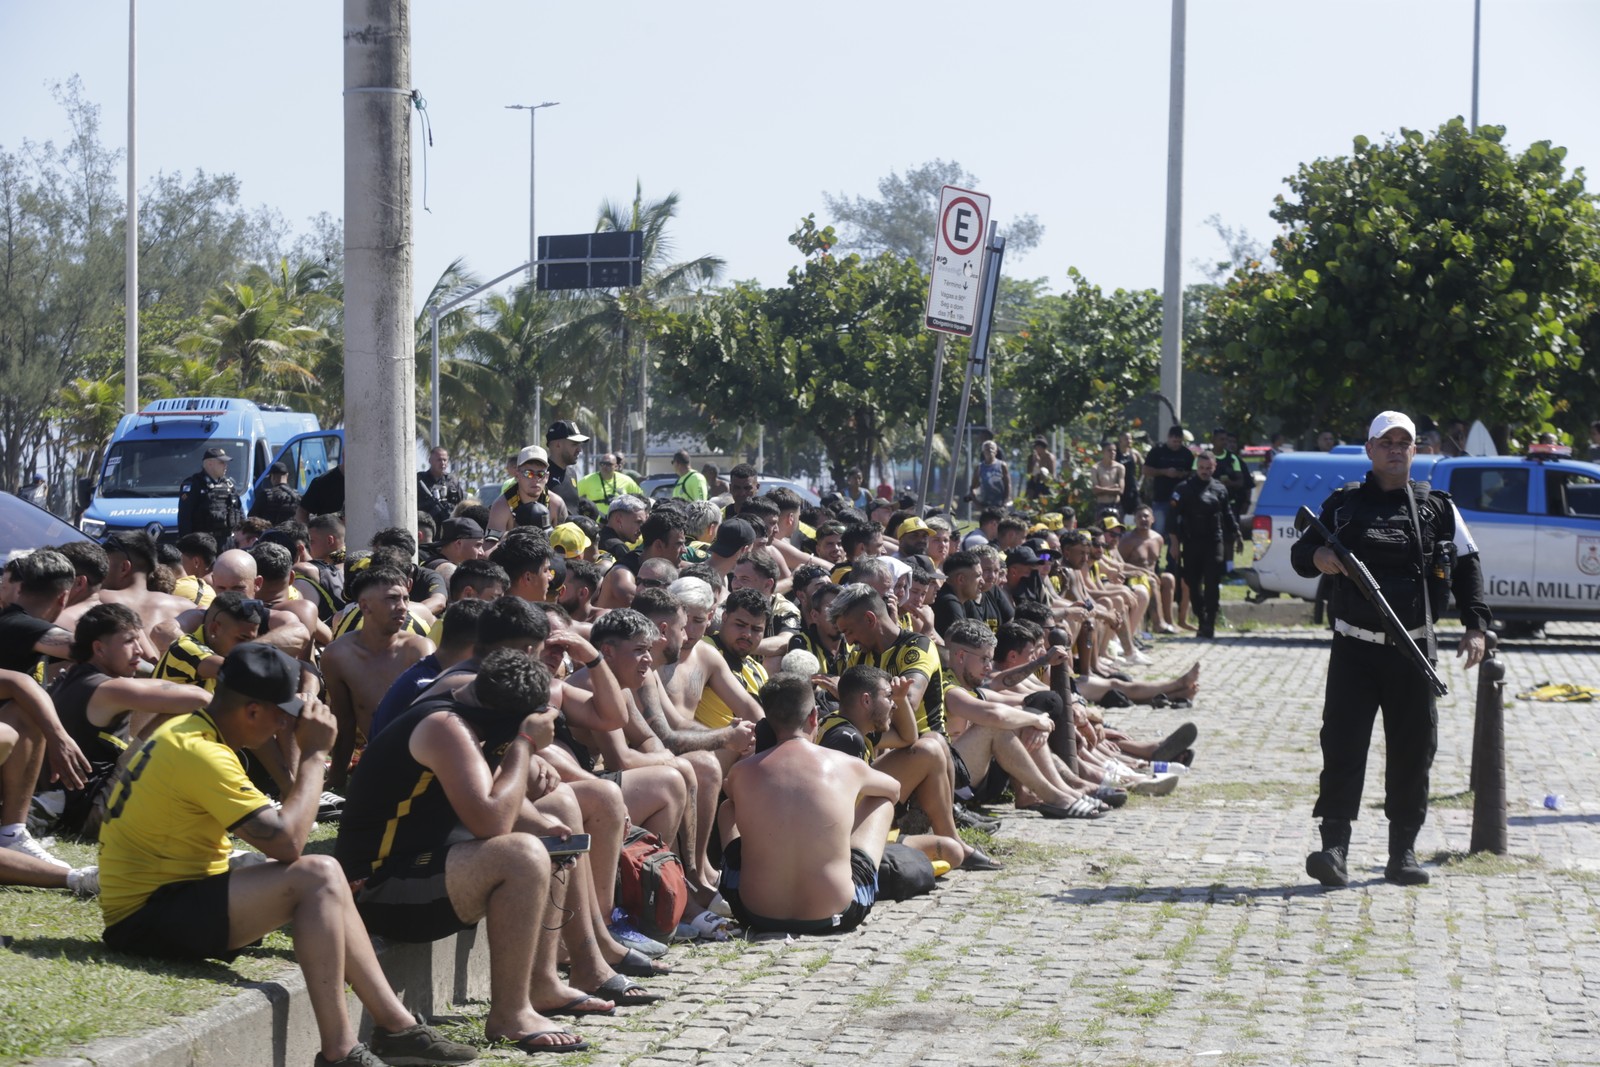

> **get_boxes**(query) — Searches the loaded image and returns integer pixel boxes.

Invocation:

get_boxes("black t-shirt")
[547,463,581,512]
[817,714,875,763]
[300,466,346,518]
[971,587,1014,633]
[1145,443,1194,503]
[0,604,54,675]
[410,565,446,604]
[932,585,972,638]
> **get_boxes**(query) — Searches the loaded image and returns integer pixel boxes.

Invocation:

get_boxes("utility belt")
[1332,619,1428,646]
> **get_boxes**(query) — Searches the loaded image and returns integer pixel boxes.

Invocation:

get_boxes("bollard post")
[1048,626,1079,778]
[1469,630,1507,855]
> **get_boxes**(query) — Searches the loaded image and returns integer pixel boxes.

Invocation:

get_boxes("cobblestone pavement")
[481,622,1600,1067]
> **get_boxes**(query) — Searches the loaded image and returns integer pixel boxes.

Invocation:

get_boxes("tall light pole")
[1157,0,1187,437]
[125,0,139,415]
[505,101,559,279]
[1470,0,1481,132]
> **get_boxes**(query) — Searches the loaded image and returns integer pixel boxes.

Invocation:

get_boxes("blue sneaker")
[609,910,668,958]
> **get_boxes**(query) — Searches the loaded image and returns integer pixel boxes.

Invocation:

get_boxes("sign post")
[918,185,992,510]
[942,224,1006,517]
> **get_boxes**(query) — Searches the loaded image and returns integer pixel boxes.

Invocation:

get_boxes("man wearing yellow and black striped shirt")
[829,583,999,834]
[153,594,269,693]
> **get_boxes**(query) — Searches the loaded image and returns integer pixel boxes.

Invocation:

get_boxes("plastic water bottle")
[1150,761,1190,775]
[1544,793,1565,811]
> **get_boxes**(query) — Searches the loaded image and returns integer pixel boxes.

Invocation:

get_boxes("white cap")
[515,445,549,466]
[1367,411,1417,442]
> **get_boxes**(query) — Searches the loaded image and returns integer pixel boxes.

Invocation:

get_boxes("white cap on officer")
[1367,411,1416,441]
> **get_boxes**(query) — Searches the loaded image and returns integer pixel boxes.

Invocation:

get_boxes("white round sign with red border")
[925,184,991,336]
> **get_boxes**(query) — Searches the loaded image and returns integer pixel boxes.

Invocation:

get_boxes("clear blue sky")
[4,1,1597,304]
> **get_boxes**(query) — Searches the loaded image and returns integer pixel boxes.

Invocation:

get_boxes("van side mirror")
[76,477,94,511]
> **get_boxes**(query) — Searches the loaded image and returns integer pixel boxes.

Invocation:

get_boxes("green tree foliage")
[995,268,1163,439]
[1198,120,1600,443]
[653,216,961,480]
[822,159,1044,265]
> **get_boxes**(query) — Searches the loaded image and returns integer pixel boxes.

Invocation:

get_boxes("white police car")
[1242,442,1600,628]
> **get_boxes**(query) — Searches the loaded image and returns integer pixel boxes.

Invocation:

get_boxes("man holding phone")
[335,649,599,1055]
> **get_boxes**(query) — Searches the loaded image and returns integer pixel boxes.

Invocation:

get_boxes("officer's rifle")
[1294,505,1448,697]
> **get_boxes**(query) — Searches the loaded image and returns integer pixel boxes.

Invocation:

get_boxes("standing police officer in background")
[1170,451,1240,639]
[177,447,242,542]
[1292,411,1489,887]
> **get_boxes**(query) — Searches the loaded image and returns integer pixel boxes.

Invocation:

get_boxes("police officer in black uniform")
[249,461,300,525]
[417,446,464,527]
[177,447,243,541]
[1291,411,1490,887]
[1170,451,1241,639]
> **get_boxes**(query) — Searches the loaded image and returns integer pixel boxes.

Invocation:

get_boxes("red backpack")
[615,825,690,941]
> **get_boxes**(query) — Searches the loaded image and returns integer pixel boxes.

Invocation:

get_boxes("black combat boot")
[1305,818,1351,887]
[1384,824,1430,885]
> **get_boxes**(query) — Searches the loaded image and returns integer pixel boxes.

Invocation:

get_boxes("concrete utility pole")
[505,101,559,281]
[1470,0,1481,133]
[1158,0,1186,437]
[124,0,138,415]
[343,0,415,549]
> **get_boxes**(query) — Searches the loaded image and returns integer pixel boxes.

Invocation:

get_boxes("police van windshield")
[99,439,249,498]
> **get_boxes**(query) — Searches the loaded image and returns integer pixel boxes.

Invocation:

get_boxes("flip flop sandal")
[1129,773,1180,797]
[492,1030,590,1054]
[1092,785,1129,808]
[593,972,664,1006]
[615,946,672,978]
[541,994,614,1018]
[1035,797,1104,819]
[1149,722,1199,764]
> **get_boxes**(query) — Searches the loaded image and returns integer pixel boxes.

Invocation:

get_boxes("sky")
[4,1,1598,308]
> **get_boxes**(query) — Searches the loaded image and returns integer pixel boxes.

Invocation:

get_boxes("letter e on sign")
[924,184,990,337]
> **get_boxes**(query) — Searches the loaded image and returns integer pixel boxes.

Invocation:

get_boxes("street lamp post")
[505,101,559,279]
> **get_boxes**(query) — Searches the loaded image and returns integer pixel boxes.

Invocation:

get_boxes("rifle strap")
[1405,482,1437,665]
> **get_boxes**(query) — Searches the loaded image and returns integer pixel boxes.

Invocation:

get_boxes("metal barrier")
[1470,631,1507,854]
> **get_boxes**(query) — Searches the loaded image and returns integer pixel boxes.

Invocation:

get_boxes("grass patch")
[0,837,309,1063]
[1094,983,1175,1019]
[1431,850,1546,877]
[1429,789,1476,810]
[1168,780,1314,806]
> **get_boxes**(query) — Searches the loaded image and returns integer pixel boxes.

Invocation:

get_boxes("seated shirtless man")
[720,672,898,935]
[322,565,436,788]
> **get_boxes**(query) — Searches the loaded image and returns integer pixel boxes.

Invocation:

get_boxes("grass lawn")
[0,828,339,1063]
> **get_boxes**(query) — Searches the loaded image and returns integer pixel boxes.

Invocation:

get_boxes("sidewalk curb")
[29,929,491,1067]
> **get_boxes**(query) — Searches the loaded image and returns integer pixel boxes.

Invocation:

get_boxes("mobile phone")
[539,833,591,858]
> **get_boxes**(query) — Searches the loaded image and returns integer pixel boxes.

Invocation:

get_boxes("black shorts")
[104,871,245,962]
[721,837,877,936]
[355,841,475,943]
[597,769,624,788]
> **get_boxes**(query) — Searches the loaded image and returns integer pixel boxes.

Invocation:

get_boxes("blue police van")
[77,398,321,541]
[1243,443,1600,627]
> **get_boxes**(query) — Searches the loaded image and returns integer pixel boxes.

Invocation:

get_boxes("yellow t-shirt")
[693,636,768,729]
[172,575,215,607]
[98,710,270,925]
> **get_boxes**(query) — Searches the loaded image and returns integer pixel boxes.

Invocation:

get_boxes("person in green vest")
[668,449,708,501]
[575,453,643,516]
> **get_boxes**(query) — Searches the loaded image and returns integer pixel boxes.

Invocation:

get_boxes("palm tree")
[57,375,124,482]
[457,283,576,460]
[579,182,725,467]
[414,258,482,445]
[174,258,330,401]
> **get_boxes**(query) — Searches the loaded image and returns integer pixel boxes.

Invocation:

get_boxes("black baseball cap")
[1006,546,1042,567]
[203,447,232,461]
[440,517,486,543]
[711,518,758,558]
[268,461,289,476]
[545,420,590,444]
[218,644,304,718]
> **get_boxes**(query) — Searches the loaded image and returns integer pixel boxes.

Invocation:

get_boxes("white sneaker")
[1126,650,1154,666]
[66,866,100,897]
[707,891,733,919]
[2,827,70,869]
